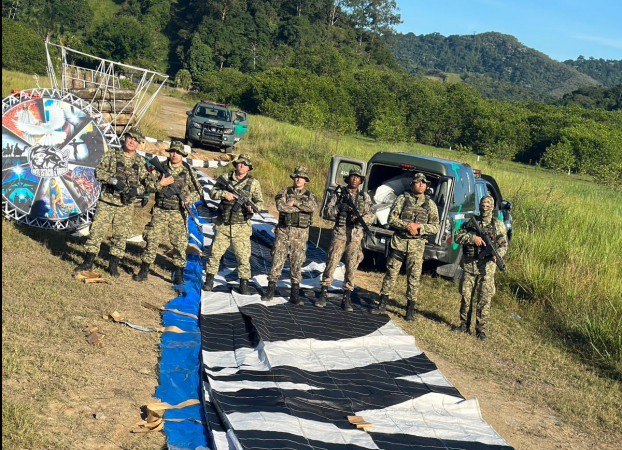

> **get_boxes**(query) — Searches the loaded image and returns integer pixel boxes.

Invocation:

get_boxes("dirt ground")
[3,94,618,450]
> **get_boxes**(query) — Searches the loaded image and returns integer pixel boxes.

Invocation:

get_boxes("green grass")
[2,401,46,450]
[2,69,52,97]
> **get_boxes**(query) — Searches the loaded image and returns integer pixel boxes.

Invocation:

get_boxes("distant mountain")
[563,57,622,88]
[391,32,601,101]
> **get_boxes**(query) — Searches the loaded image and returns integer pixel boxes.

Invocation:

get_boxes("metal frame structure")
[45,41,169,136]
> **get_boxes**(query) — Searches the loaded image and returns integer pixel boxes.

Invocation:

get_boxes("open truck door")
[320,155,367,221]
[232,111,249,142]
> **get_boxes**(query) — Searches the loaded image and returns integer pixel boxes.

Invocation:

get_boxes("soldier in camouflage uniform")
[133,141,201,285]
[261,166,318,304]
[202,154,263,295]
[318,167,374,311]
[371,173,440,321]
[74,127,150,277]
[453,195,508,341]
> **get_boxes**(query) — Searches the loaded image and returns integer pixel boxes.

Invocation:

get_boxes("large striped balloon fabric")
[194,171,514,450]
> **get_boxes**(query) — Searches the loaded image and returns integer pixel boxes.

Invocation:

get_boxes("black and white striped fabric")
[194,170,514,450]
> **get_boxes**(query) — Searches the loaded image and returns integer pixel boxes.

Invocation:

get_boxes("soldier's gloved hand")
[109,177,126,192]
[127,186,143,198]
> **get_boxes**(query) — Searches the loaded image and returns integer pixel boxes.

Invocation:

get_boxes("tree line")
[2,1,620,187]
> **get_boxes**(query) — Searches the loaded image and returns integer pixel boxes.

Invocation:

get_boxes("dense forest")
[563,56,622,88]
[2,0,621,186]
[552,84,622,111]
[391,32,606,100]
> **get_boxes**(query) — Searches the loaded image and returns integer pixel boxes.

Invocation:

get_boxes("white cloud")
[573,34,622,50]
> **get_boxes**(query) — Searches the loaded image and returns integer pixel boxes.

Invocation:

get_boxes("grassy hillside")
[3,72,621,448]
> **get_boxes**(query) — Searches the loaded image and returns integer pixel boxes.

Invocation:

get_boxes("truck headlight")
[191,121,202,129]
[224,128,234,134]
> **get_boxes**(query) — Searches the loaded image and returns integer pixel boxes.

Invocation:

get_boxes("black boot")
[133,263,150,282]
[452,322,467,334]
[108,256,121,278]
[315,286,328,308]
[173,268,185,285]
[75,252,96,272]
[405,300,416,322]
[239,279,249,295]
[261,281,277,301]
[202,273,214,291]
[289,283,303,305]
[371,294,389,315]
[341,290,353,312]
[476,331,489,341]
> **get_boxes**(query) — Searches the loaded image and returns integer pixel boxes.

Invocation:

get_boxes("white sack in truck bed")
[372,173,413,225]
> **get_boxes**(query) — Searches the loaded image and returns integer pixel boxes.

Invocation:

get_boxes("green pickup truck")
[184,101,248,153]
[320,152,513,280]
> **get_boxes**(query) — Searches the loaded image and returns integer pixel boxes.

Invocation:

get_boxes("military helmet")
[411,172,430,184]
[344,167,365,182]
[233,154,253,170]
[124,126,145,143]
[290,166,310,182]
[167,140,188,157]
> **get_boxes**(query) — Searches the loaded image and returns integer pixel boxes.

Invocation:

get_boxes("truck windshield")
[196,107,229,121]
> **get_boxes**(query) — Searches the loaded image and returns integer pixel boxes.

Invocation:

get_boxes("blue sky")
[394,0,622,61]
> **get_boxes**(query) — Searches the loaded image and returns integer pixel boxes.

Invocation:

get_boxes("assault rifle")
[148,156,202,228]
[336,185,372,237]
[215,175,266,219]
[467,216,506,272]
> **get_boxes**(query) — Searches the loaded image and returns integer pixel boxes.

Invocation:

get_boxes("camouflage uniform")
[83,128,150,260]
[376,173,440,320]
[454,195,508,339]
[140,144,201,269]
[268,171,318,285]
[204,155,263,283]
[321,169,374,293]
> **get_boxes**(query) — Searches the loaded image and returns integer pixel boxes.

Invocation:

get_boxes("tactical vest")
[337,191,366,227]
[156,167,187,210]
[464,217,498,258]
[106,151,141,204]
[278,188,313,228]
[218,174,254,224]
[398,194,430,238]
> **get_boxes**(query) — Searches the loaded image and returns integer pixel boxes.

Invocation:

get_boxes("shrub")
[1,19,46,75]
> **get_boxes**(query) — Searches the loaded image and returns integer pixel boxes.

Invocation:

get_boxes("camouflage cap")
[124,126,145,143]
[233,154,253,170]
[344,167,365,181]
[411,172,430,184]
[290,166,310,182]
[167,140,188,157]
